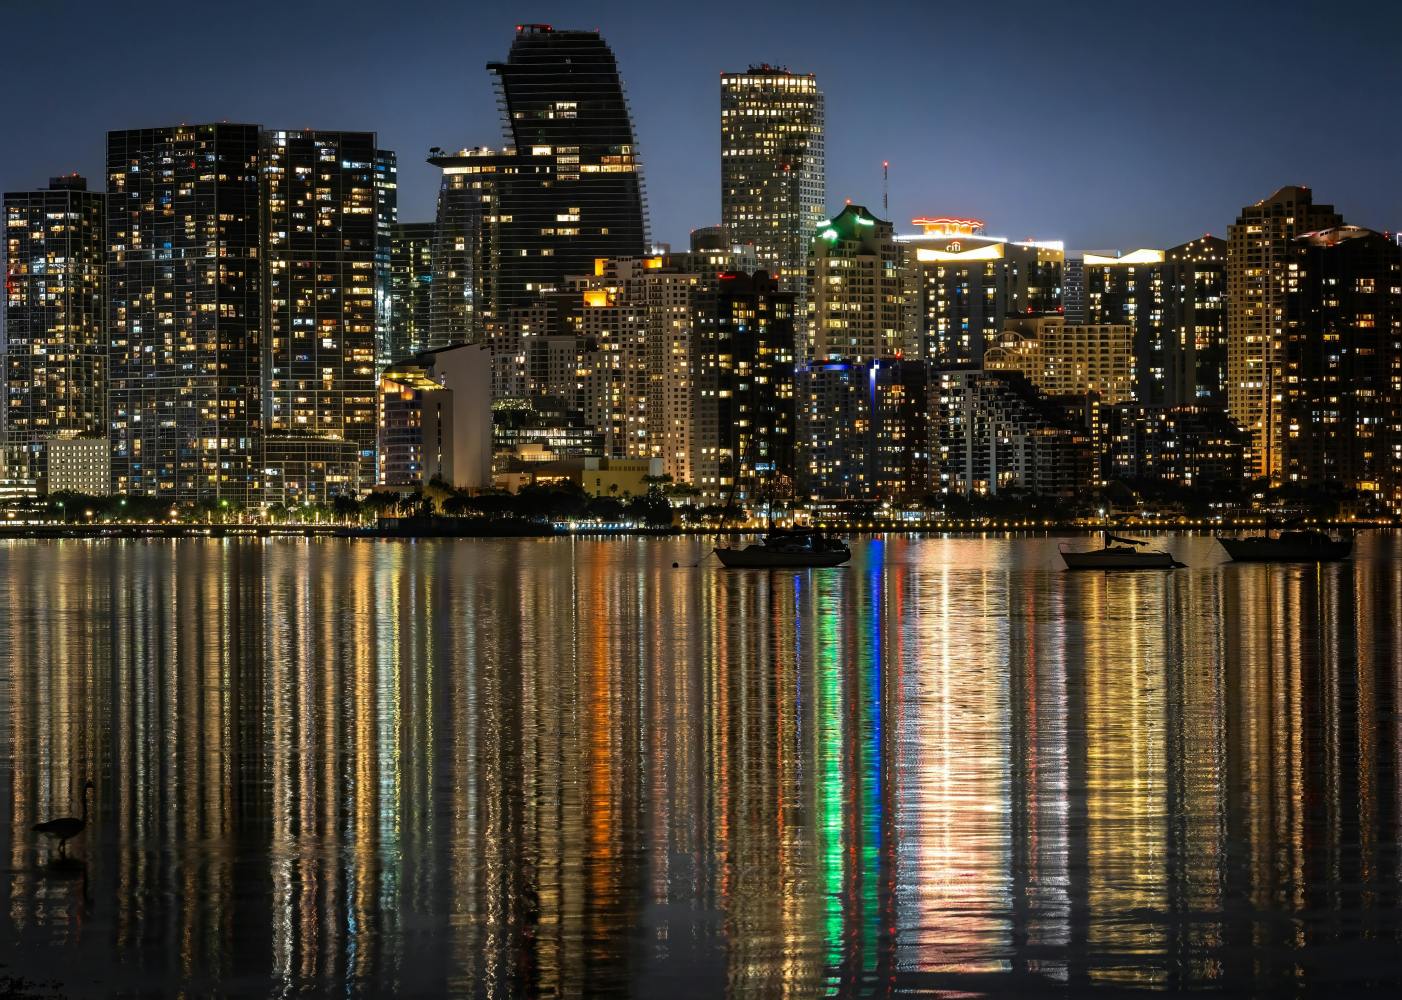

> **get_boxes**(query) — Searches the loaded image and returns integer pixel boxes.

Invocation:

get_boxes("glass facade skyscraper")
[390,221,436,361]
[107,123,263,505]
[488,25,648,312]
[2,175,106,492]
[106,124,395,507]
[373,150,399,371]
[261,129,386,499]
[426,146,509,345]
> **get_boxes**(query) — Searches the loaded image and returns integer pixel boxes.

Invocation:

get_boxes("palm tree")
[443,494,473,518]
[331,494,362,523]
[363,491,398,520]
[397,490,424,517]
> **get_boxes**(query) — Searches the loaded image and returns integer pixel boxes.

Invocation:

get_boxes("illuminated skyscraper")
[426,145,509,345]
[260,129,387,501]
[1227,186,1343,480]
[107,123,263,505]
[389,221,436,360]
[488,25,647,311]
[721,65,825,309]
[808,205,913,361]
[2,175,106,493]
[1164,235,1227,406]
[426,23,647,373]
[692,270,796,500]
[1083,248,1168,403]
[899,216,1063,364]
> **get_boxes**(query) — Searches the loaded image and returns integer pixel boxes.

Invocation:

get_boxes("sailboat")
[715,526,851,568]
[1216,522,1352,562]
[1216,378,1353,562]
[712,433,850,569]
[1060,531,1184,570]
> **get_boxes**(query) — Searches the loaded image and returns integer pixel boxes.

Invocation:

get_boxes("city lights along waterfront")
[3,534,1402,997]
[4,5,1402,998]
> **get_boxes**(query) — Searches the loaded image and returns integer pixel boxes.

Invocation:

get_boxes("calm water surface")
[2,534,1401,997]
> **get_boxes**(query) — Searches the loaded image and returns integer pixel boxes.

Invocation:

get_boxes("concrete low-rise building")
[378,344,492,491]
[496,455,662,497]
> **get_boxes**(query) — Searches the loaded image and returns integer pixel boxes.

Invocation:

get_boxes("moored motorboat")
[715,528,851,569]
[1216,528,1352,563]
[1060,532,1184,570]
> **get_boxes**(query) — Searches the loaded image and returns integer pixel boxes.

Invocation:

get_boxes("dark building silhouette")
[692,270,796,500]
[1284,226,1402,510]
[426,25,647,358]
[488,24,647,312]
[1107,403,1250,488]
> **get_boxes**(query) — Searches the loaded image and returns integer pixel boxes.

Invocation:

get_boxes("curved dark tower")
[488,24,647,312]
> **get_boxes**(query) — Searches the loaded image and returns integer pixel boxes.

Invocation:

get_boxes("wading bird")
[33,779,93,859]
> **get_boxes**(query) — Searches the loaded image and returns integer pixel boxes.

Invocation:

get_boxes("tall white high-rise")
[721,66,825,309]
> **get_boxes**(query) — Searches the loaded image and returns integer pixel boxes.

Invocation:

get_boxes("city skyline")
[3,1,1399,252]
[3,9,1400,515]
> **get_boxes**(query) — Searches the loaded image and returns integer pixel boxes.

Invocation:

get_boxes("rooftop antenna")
[882,161,889,216]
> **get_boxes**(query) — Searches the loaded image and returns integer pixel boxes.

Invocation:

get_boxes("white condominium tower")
[721,66,825,312]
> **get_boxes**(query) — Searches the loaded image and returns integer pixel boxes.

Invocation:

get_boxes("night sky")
[5,0,1399,251]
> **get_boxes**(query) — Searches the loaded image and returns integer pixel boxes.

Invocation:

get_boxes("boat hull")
[1061,549,1179,570]
[714,546,850,569]
[1217,536,1352,562]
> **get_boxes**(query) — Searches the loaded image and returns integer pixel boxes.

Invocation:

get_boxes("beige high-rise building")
[808,205,914,361]
[570,255,714,474]
[985,316,1134,404]
[721,66,825,309]
[1227,186,1343,479]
